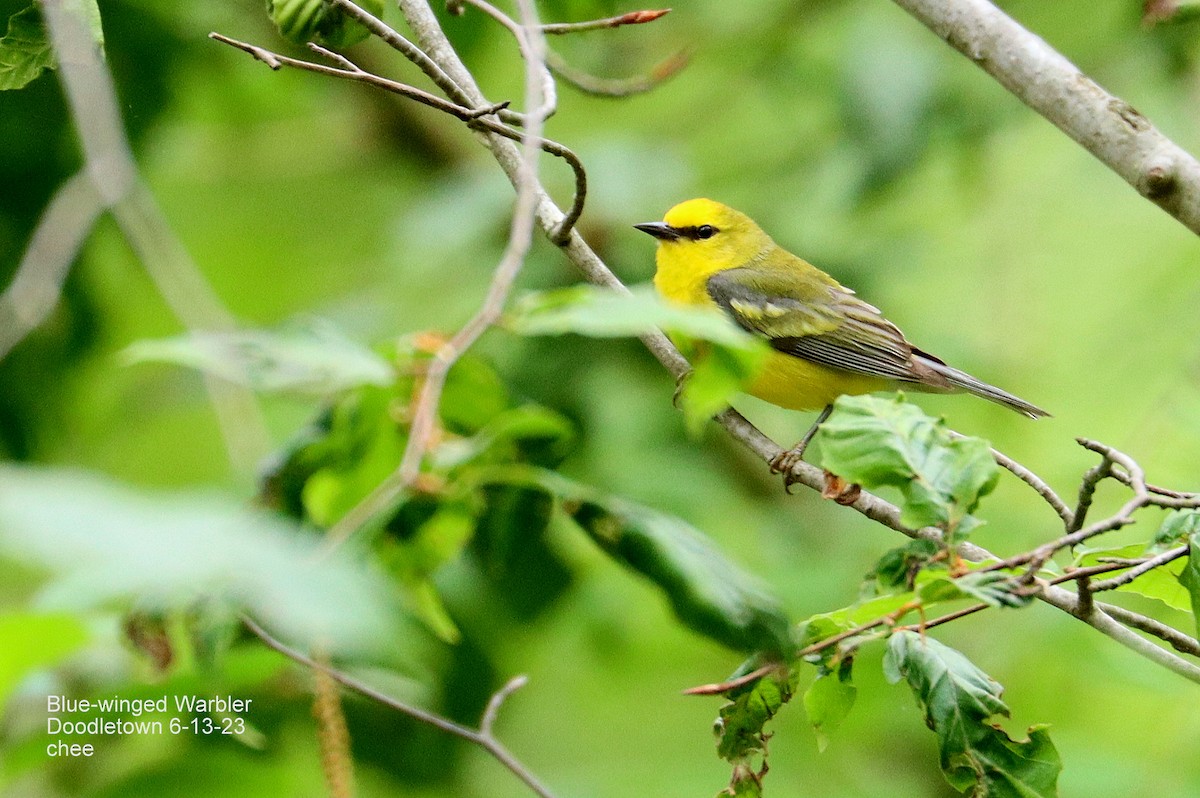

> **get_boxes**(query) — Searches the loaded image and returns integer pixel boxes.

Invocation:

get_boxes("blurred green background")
[3,0,1200,795]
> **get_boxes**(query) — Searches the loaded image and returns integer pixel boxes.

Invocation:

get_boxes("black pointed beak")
[633,221,681,241]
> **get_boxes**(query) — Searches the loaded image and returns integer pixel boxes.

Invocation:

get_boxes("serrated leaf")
[0,466,425,665]
[0,6,53,90]
[1152,509,1200,549]
[1181,533,1200,638]
[508,285,770,433]
[884,631,1060,797]
[916,571,1032,609]
[715,669,796,796]
[1074,543,1190,612]
[568,496,793,655]
[124,321,393,396]
[815,394,999,537]
[803,659,856,752]
[508,283,757,348]
[679,339,769,436]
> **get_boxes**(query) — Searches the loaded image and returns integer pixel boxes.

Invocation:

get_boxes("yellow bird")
[635,198,1048,471]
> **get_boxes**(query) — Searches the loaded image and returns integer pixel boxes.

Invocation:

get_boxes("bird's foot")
[768,405,833,493]
[821,471,861,506]
[769,444,809,493]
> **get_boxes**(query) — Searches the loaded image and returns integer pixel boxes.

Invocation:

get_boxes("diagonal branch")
[889,0,1200,237]
[243,615,556,798]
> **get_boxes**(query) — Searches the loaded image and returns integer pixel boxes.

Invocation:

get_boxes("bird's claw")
[769,444,809,494]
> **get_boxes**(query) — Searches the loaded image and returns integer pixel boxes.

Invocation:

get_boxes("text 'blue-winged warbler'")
[635,198,1047,476]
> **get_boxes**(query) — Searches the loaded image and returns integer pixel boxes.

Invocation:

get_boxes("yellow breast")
[653,243,890,411]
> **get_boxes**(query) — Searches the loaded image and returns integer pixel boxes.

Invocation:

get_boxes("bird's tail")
[916,355,1050,419]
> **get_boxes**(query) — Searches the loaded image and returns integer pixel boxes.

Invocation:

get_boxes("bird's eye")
[696,224,717,240]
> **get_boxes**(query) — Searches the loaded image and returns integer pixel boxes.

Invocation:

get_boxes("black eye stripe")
[675,225,719,240]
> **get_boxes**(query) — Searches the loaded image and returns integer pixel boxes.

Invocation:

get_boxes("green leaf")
[1073,543,1191,612]
[0,466,425,664]
[0,6,53,90]
[0,612,89,713]
[679,339,769,436]
[0,1,105,91]
[884,631,1060,797]
[472,483,572,620]
[803,659,856,752]
[815,394,1000,537]
[1152,509,1200,549]
[508,283,755,347]
[715,669,797,796]
[1181,533,1200,638]
[433,404,575,471]
[267,0,384,47]
[916,571,1033,609]
[867,538,941,592]
[124,321,394,396]
[376,506,475,644]
[567,496,793,655]
[509,284,770,435]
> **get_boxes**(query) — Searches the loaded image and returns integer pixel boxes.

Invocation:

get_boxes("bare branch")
[948,431,1073,527]
[890,0,1200,238]
[449,0,557,117]
[0,172,103,360]
[545,47,688,98]
[540,8,672,35]
[1097,602,1200,658]
[481,674,529,736]
[1089,545,1189,593]
[243,615,557,798]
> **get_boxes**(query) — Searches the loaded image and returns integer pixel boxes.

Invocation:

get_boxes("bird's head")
[634,198,772,273]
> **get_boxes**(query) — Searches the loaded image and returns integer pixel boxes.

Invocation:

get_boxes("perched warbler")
[635,198,1048,472]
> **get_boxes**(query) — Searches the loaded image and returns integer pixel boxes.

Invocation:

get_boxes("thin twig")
[540,8,672,34]
[545,47,689,98]
[1089,545,1189,592]
[948,432,1073,527]
[0,171,103,360]
[209,32,588,245]
[243,615,556,798]
[1097,602,1200,658]
[894,601,989,633]
[991,445,1073,527]
[1070,452,1113,533]
[449,0,556,117]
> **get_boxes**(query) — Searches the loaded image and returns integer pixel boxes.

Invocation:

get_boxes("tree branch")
[242,615,556,798]
[889,0,1200,237]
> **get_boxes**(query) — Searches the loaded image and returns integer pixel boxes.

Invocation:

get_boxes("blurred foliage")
[3,0,1200,797]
